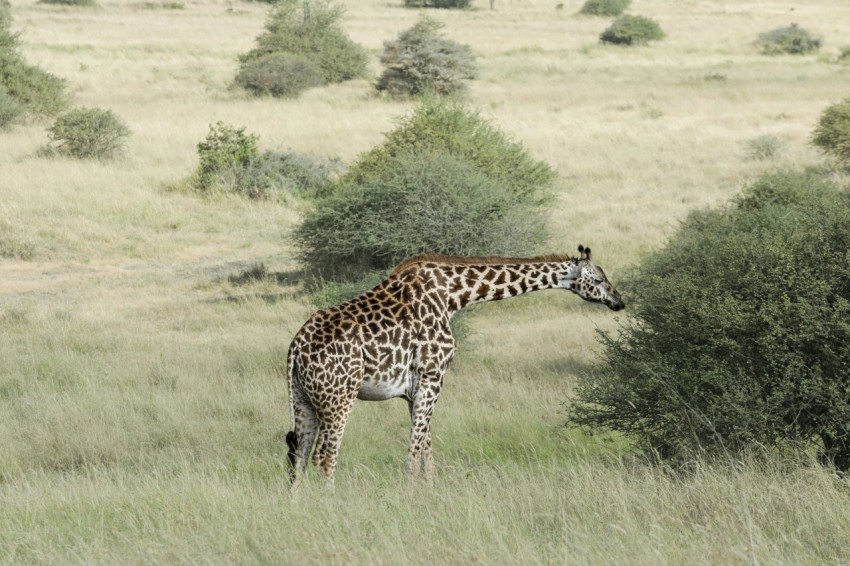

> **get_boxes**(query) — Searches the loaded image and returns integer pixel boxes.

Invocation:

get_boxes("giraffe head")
[562,245,625,311]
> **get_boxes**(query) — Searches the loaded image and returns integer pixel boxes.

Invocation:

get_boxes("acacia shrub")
[570,170,850,469]
[344,99,557,205]
[293,150,549,278]
[0,5,68,121]
[757,23,820,55]
[376,17,477,98]
[194,122,338,198]
[234,53,324,98]
[811,97,850,167]
[236,0,368,97]
[578,0,630,16]
[293,100,556,279]
[599,14,664,46]
[44,107,130,160]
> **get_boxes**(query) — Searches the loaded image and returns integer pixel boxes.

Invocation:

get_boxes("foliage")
[344,98,557,205]
[757,23,820,55]
[743,133,786,161]
[225,150,340,199]
[236,0,368,97]
[600,14,665,46]
[194,122,338,199]
[44,107,130,160]
[376,16,477,98]
[811,97,850,166]
[195,122,260,191]
[0,7,69,120]
[570,170,850,469]
[0,84,24,130]
[578,0,630,17]
[837,46,850,64]
[39,0,98,5]
[293,148,550,279]
[402,0,471,9]
[234,52,324,98]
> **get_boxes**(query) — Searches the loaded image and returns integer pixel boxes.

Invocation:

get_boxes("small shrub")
[195,122,260,191]
[811,98,850,166]
[570,169,850,469]
[223,150,340,199]
[600,14,665,46]
[293,150,549,278]
[837,46,850,64]
[235,53,324,98]
[236,0,368,97]
[376,17,477,98]
[578,0,630,17]
[344,98,557,205]
[194,123,339,198]
[757,23,820,55]
[402,0,471,9]
[0,9,69,119]
[44,107,130,160]
[743,134,787,161]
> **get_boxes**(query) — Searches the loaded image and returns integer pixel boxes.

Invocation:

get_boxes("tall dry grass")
[2,0,850,562]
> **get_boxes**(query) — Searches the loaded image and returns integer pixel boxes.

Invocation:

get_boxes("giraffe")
[285,245,624,486]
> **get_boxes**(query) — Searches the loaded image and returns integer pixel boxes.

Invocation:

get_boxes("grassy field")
[2,0,850,563]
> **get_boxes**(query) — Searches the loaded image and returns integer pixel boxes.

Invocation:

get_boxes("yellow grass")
[2,0,850,562]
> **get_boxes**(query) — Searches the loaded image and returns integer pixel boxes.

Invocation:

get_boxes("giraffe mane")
[391,254,575,275]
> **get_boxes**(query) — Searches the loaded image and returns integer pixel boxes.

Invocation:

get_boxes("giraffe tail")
[285,342,300,477]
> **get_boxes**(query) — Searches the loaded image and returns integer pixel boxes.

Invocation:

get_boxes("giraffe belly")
[357,374,411,401]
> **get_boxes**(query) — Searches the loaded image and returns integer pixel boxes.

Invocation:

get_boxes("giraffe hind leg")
[313,396,356,486]
[289,393,318,488]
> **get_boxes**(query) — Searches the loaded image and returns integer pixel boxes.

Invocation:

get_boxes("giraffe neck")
[423,257,580,314]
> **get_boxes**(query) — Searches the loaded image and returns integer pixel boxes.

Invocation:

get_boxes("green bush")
[195,122,260,191]
[293,149,549,278]
[600,14,665,46]
[0,8,69,120]
[570,170,850,469]
[234,52,324,98]
[344,99,557,205]
[578,0,630,17]
[811,98,850,167]
[44,107,130,160]
[0,84,25,130]
[402,0,471,9]
[376,17,477,98]
[236,0,368,97]
[757,23,820,55]
[223,150,340,199]
[194,122,338,198]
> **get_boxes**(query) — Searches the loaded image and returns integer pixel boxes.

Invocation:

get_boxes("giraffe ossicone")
[285,245,624,486]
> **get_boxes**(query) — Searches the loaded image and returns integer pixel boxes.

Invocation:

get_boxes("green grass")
[2,0,850,562]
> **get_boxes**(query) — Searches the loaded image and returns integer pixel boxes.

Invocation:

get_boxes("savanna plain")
[2,0,850,563]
